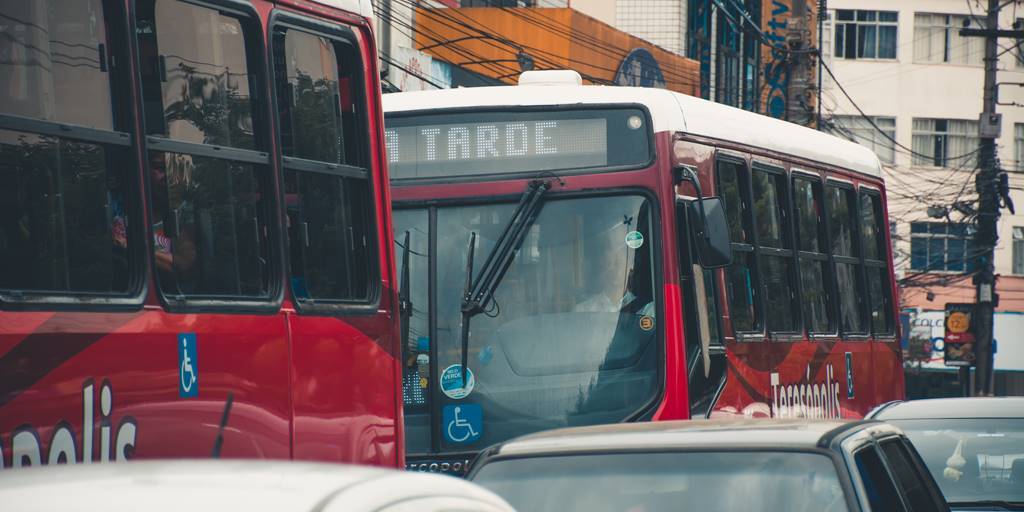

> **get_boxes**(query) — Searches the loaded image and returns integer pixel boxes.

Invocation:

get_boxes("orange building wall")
[414,7,699,96]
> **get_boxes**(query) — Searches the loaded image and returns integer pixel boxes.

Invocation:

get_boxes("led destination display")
[385,108,651,180]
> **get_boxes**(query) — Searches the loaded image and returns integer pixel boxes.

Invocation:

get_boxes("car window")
[472,451,849,512]
[854,445,906,511]
[880,439,945,512]
[888,417,1024,506]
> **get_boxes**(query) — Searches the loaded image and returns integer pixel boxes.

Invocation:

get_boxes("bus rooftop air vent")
[518,70,583,87]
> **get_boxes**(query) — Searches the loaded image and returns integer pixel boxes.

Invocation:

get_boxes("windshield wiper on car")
[949,500,1024,511]
[458,179,553,385]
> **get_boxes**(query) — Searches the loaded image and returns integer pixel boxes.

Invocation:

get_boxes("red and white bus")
[384,70,903,475]
[0,0,401,468]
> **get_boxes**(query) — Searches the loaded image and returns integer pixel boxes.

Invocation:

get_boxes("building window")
[1016,123,1024,171]
[913,14,984,65]
[834,10,898,59]
[1017,19,1024,67]
[831,116,896,164]
[1014,227,1024,275]
[911,118,979,168]
[909,222,975,272]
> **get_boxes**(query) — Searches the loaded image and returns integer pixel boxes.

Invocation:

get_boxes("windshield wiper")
[458,179,553,385]
[398,230,412,361]
[949,500,1024,511]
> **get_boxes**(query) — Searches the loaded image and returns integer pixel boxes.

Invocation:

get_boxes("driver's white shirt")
[574,291,655,318]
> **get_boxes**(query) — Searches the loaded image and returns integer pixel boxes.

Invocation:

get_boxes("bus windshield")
[396,194,659,455]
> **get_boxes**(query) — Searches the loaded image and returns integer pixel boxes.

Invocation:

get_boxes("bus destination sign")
[385,118,607,179]
[384,108,651,180]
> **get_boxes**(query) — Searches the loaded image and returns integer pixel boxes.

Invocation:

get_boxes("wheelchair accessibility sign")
[178,333,199,398]
[443,404,482,444]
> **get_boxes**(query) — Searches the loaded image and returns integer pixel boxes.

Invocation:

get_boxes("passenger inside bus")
[148,152,196,284]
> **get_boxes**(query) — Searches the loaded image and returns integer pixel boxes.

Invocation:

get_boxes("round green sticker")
[625,231,644,249]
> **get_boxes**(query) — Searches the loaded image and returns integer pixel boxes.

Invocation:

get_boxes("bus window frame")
[384,103,657,187]
[750,161,803,341]
[268,9,382,316]
[0,0,148,311]
[791,169,840,339]
[825,178,871,339]
[394,186,667,456]
[137,0,284,314]
[715,151,765,341]
[858,185,897,340]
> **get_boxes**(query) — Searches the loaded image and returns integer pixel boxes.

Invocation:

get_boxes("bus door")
[675,197,728,418]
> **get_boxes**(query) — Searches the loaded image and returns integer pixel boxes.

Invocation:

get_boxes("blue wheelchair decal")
[443,404,482,444]
[179,333,199,398]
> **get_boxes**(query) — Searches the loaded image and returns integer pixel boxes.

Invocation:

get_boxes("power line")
[820,54,984,163]
[379,51,447,89]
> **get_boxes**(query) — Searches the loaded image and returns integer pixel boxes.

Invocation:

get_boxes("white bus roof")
[383,85,883,178]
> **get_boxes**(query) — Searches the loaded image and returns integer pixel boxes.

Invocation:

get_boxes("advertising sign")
[944,303,976,367]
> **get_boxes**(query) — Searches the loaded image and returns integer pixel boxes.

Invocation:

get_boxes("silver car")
[0,460,516,512]
[468,418,949,511]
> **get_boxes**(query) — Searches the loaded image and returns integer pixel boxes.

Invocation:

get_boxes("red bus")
[0,0,401,468]
[384,70,904,475]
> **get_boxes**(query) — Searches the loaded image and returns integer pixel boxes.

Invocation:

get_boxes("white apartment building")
[823,0,1024,292]
[822,0,1024,392]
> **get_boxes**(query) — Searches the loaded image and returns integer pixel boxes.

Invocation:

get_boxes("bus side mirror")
[686,197,731,268]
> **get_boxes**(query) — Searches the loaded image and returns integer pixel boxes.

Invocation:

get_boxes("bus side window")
[826,183,868,335]
[792,176,835,334]
[860,191,894,336]
[137,0,275,303]
[716,158,761,335]
[751,166,799,334]
[273,23,377,305]
[0,0,138,301]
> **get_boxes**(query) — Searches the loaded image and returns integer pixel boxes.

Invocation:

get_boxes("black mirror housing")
[685,197,731,268]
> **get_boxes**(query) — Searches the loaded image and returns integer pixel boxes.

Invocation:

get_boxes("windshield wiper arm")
[458,179,552,385]
[398,230,412,363]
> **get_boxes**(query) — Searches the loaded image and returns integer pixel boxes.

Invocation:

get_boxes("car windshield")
[471,451,849,512]
[395,195,659,455]
[889,418,1024,505]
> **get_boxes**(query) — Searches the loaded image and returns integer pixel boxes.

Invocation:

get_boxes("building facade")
[822,0,1024,395]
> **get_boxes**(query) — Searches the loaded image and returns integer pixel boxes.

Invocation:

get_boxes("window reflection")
[139,0,255,149]
[0,129,130,293]
[0,0,114,130]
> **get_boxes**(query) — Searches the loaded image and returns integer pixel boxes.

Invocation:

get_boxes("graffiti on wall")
[759,0,817,120]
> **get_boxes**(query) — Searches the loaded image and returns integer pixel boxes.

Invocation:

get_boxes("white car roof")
[0,460,514,512]
[383,85,883,178]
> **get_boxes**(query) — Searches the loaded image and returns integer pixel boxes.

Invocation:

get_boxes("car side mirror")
[685,197,731,268]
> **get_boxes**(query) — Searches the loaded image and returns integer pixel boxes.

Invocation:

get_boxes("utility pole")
[961,0,1012,396]
[786,0,813,126]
